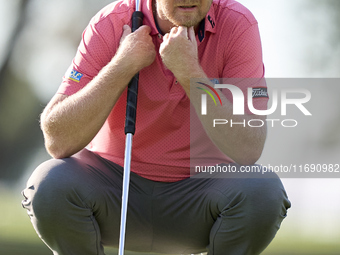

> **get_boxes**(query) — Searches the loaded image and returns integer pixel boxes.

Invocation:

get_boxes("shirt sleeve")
[222,21,268,113]
[57,17,118,96]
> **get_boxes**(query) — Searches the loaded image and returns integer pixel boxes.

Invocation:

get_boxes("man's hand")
[115,25,156,75]
[159,26,202,85]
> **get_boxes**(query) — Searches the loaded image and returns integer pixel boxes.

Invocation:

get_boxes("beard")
[171,11,204,27]
[157,0,212,27]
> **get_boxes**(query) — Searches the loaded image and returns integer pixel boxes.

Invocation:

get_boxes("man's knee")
[239,174,291,238]
[248,174,290,209]
[216,170,291,230]
[205,169,291,221]
[22,158,91,223]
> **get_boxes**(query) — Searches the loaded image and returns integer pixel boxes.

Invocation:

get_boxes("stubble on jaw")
[155,0,212,28]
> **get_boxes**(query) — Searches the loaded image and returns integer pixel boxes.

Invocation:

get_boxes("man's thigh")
[22,149,132,253]
[22,149,164,253]
[23,152,289,254]
[147,167,290,254]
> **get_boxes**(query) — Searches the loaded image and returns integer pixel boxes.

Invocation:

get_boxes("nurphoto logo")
[196,81,312,128]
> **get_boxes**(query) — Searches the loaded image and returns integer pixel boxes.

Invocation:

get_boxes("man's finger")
[120,24,132,43]
[169,26,179,37]
[163,33,170,41]
[137,25,152,34]
[188,26,195,42]
[177,26,188,39]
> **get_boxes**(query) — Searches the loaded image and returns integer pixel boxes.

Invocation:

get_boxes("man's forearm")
[179,72,267,165]
[41,59,136,159]
[41,25,156,159]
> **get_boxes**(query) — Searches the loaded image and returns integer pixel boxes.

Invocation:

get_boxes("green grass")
[262,238,340,255]
[1,186,339,255]
[0,186,50,254]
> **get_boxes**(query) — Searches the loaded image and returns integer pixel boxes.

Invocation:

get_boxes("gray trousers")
[22,149,290,255]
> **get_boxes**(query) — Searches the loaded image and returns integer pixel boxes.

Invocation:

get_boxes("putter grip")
[124,11,144,135]
[131,11,143,32]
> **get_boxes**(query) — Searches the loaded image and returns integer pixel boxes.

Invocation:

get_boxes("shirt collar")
[205,3,217,34]
[141,0,217,38]
[142,0,159,35]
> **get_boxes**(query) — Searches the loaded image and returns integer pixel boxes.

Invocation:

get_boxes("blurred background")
[0,0,339,254]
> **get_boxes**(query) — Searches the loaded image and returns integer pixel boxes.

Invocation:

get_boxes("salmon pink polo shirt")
[57,0,268,182]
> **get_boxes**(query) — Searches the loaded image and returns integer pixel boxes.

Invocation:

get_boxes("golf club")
[118,0,144,254]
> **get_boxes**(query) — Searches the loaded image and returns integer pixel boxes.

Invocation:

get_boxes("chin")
[172,15,203,27]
